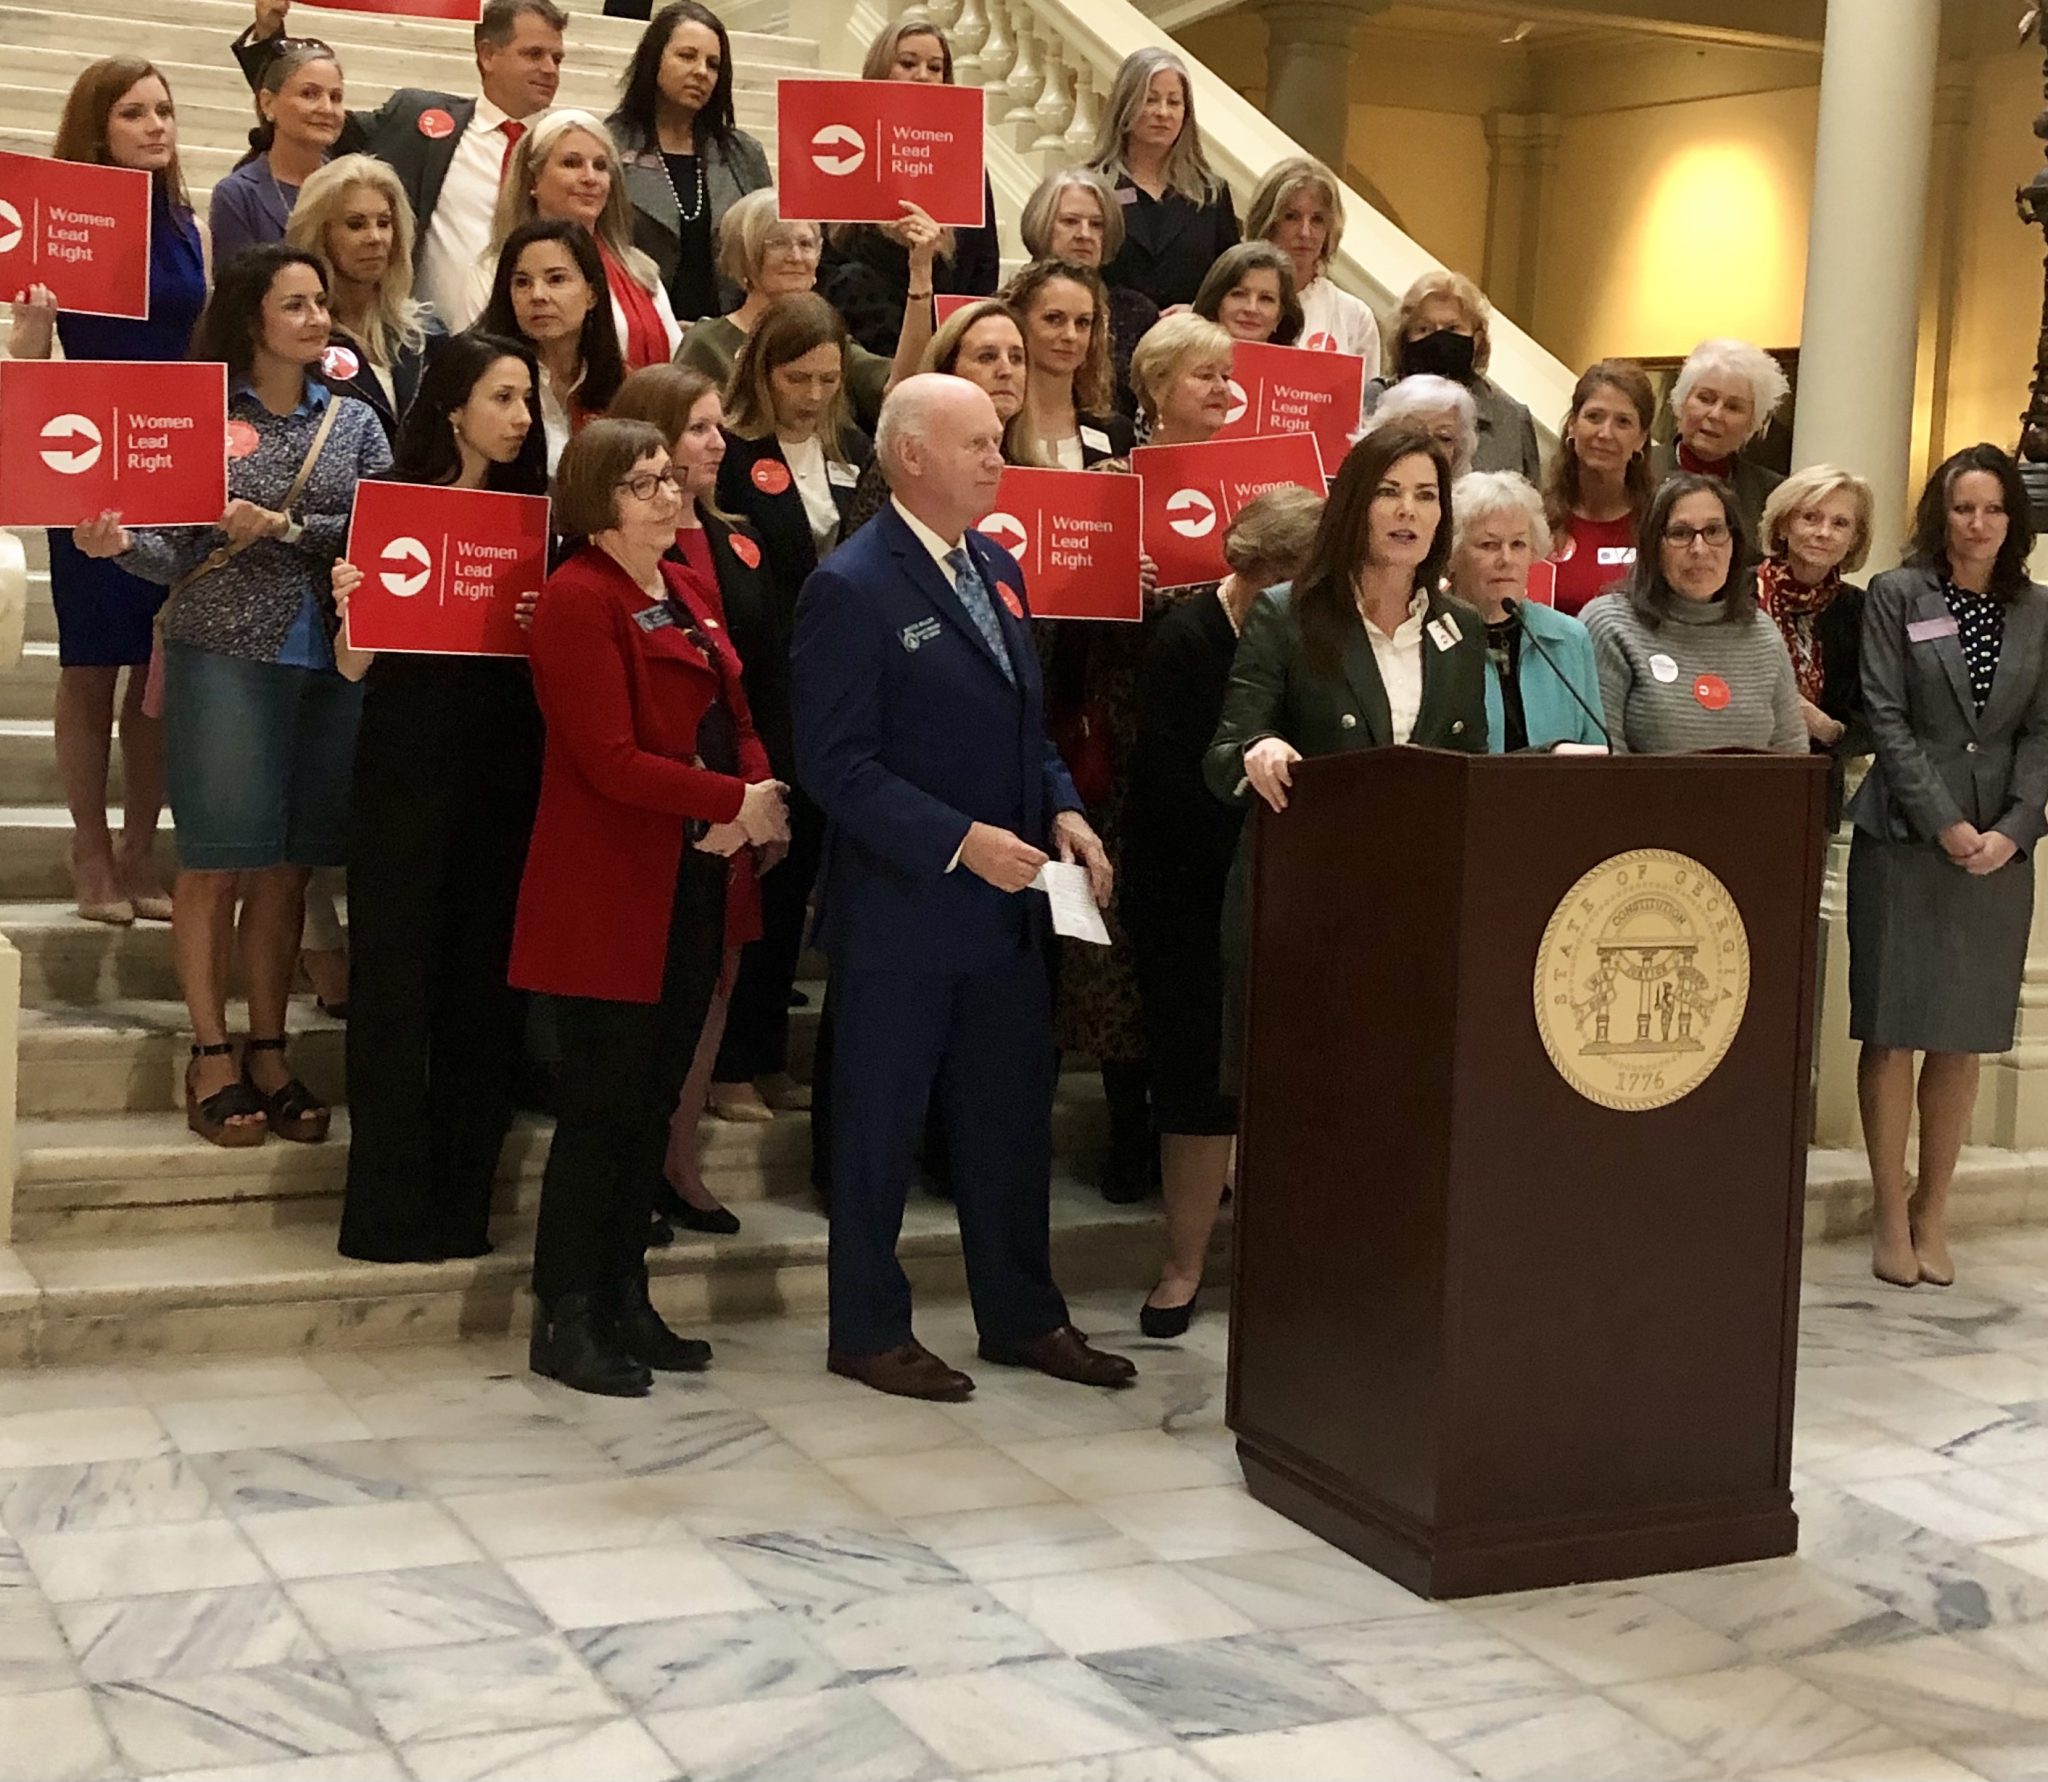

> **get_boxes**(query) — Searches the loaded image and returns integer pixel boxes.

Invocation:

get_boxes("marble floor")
[6,1233,2048,1782]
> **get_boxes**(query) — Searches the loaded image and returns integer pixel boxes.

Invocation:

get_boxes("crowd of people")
[8,0,2046,1400]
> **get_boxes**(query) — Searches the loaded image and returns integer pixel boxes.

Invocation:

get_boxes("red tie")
[497,118,526,182]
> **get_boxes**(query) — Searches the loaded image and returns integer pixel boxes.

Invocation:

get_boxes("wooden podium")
[1227,748,1830,1598]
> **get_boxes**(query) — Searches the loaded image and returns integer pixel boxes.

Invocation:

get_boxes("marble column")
[1481,112,1561,328]
[1257,0,1375,172]
[1788,0,1941,574]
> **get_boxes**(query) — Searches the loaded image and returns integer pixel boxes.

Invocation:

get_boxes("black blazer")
[1075,411,1136,466]
[1099,178,1240,312]
[662,508,789,776]
[817,176,1003,358]
[233,32,473,258]
[314,324,435,446]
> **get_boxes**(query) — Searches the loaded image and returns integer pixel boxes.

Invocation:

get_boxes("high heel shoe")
[1140,1287,1200,1340]
[1908,1197,1955,1288]
[654,1181,740,1236]
[241,1037,331,1144]
[76,898,135,927]
[709,1082,775,1123]
[185,1042,268,1148]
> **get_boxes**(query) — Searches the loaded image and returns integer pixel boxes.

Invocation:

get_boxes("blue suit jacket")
[1484,599,1609,751]
[793,502,1081,973]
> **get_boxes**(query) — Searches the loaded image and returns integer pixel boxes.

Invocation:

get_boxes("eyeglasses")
[1663,522,1731,549]
[764,232,821,255]
[616,470,682,501]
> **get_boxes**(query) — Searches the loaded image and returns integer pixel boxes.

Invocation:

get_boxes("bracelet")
[908,289,935,302]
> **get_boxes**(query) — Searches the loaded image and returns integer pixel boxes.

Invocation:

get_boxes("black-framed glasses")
[1663,522,1731,549]
[616,470,682,501]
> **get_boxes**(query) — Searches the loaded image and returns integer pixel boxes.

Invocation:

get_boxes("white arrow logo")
[38,413,102,474]
[379,536,432,598]
[810,124,866,177]
[1165,488,1217,539]
[977,510,1028,559]
[0,199,22,256]
[1224,378,1249,426]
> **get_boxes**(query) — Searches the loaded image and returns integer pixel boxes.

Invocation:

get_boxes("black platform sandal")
[186,1042,269,1148]
[241,1037,331,1144]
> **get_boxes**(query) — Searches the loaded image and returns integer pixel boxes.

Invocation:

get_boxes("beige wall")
[1347,103,1491,284]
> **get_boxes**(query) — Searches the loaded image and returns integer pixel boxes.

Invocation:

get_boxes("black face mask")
[1402,327,1477,383]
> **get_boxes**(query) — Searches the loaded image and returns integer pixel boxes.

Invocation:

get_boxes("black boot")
[1100,1061,1156,1205]
[612,1273,714,1373]
[529,1292,652,1397]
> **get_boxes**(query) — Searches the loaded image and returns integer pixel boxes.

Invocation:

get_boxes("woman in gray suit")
[1849,444,2048,1290]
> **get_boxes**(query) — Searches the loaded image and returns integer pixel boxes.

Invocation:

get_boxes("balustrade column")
[1255,0,1374,172]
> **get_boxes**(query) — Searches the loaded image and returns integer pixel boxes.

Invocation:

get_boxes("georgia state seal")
[1532,848,1750,1113]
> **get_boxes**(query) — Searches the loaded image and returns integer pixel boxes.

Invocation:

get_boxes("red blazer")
[510,545,772,1003]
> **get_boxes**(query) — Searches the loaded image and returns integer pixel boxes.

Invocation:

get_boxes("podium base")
[1237,1441,1798,1600]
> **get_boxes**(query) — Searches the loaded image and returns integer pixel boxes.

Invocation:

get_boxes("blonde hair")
[923,298,1036,465]
[1018,166,1125,263]
[1128,311,1232,426]
[1759,463,1875,573]
[724,292,855,463]
[1392,269,1491,376]
[717,186,819,294]
[1002,258,1115,417]
[1088,46,1221,204]
[1223,485,1324,584]
[285,155,426,365]
[1672,337,1791,447]
[1244,156,1345,273]
[491,110,660,297]
[1450,471,1552,562]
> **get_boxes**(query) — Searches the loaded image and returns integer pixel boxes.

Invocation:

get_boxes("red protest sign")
[299,0,481,16]
[342,481,551,657]
[0,152,151,320]
[975,467,1143,623]
[934,294,979,328]
[1131,433,1326,589]
[776,79,985,228]
[0,360,225,526]
[1212,339,1366,472]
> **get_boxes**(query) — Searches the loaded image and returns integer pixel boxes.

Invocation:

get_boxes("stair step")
[0,718,119,806]
[0,811,177,905]
[18,997,344,1115]
[0,643,58,722]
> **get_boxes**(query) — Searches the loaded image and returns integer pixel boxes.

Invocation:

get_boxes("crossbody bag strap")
[164,396,345,602]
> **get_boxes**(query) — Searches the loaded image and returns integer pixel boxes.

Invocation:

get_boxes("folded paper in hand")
[1032,861,1111,946]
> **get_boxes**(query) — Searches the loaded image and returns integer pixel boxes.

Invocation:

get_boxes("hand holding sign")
[341,481,551,657]
[0,152,153,320]
[776,79,986,227]
[7,281,55,360]
[72,509,133,559]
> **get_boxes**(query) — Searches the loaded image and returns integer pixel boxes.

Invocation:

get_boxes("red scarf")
[597,239,669,371]
[1755,557,1839,705]
[1676,441,1735,479]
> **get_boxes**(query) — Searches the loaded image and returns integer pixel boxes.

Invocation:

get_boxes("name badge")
[1596,546,1636,566]
[1426,617,1459,653]
[1116,186,1139,205]
[1648,652,1679,684]
[1908,614,1960,643]
[900,616,943,652]
[633,605,675,632]
[826,460,860,489]
[1079,425,1112,455]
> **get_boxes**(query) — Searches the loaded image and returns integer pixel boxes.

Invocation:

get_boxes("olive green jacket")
[1203,582,1488,958]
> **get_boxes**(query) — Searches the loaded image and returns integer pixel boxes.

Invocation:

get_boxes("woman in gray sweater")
[1581,474,1804,755]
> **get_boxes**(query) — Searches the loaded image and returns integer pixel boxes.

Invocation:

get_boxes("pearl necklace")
[663,146,707,225]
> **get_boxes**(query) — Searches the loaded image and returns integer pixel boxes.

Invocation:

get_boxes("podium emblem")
[1533,848,1750,1112]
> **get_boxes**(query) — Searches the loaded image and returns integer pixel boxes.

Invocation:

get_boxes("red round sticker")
[1304,330,1337,352]
[1693,673,1731,711]
[417,108,456,140]
[750,459,792,496]
[320,344,360,383]
[226,419,261,460]
[996,582,1024,619]
[727,533,762,570]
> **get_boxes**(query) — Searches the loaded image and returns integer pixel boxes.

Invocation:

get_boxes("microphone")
[1501,597,1615,753]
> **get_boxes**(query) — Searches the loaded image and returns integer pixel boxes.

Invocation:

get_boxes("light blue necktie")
[943,545,1015,684]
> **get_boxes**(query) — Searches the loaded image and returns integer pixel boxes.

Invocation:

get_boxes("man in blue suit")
[793,376,1137,1402]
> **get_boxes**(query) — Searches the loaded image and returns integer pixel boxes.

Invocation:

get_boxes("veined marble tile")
[339,1376,563,1441]
[869,1657,1170,1772]
[339,1635,617,1745]
[7,1683,125,1782]
[1796,1485,2048,1632]
[1791,1631,2048,1747]
[1,1452,218,1536]
[1178,1545,1438,1632]
[1198,1715,1474,1782]
[402,1717,681,1782]
[999,1431,1236,1501]
[441,1477,675,1561]
[1902,1351,2048,1407]
[0,1367,141,1419]
[129,1753,410,1782]
[504,1540,765,1629]
[1934,1413,2048,1469]
[896,1502,1149,1584]
[974,1751,1221,1782]
[1607,1664,1907,1772]
[579,1406,808,1478]
[23,1518,265,1603]
[1749,1752,1994,1782]
[1404,1689,1711,1782]
[798,1581,1054,1680]
[155,1393,376,1456]
[0,1600,79,1698]
[286,1562,547,1653]
[986,1562,1254,1656]
[754,1394,979,1464]
[59,1583,322,1682]
[570,1607,847,1713]
[190,1442,420,1517]
[1465,1589,1746,1687]
[711,1526,969,1613]
[1641,1559,1921,1658]
[94,1659,380,1775]
[1082,1630,1372,1739]
[1091,1485,1313,1564]
[644,1686,947,1782]
[388,1428,615,1498]
[1846,1468,2048,1545]
[641,1462,891,1540]
[1290,1613,1572,1712]
[241,1500,482,1581]
[0,1406,170,1471]
[126,1357,334,1405]
[826,1448,1066,1519]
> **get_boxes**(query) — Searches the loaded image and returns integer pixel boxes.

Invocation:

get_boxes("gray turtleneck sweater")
[1581,589,1805,755]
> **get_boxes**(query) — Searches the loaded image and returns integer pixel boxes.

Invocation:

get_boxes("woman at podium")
[1849,444,2048,1291]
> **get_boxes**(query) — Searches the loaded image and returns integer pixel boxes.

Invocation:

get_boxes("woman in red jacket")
[511,418,788,1397]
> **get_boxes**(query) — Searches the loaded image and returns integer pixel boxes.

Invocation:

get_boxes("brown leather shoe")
[828,1341,975,1402]
[978,1325,1137,1389]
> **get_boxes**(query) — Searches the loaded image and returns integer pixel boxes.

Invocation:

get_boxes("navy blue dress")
[47,187,207,667]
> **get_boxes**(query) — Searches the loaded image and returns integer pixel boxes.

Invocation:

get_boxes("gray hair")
[1019,166,1125,263]
[1087,46,1221,204]
[1450,470,1552,560]
[1671,338,1790,446]
[1370,375,1478,477]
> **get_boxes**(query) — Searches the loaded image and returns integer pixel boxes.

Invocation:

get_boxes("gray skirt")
[1847,827,2035,1054]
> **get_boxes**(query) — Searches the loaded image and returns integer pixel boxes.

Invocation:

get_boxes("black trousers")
[339,660,542,1264]
[714,786,823,1082]
[531,848,726,1307]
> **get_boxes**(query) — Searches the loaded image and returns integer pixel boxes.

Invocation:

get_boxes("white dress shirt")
[1367,589,1430,745]
[416,96,523,325]
[783,434,843,555]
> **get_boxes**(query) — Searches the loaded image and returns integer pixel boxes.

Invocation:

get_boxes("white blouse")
[1367,590,1430,745]
[781,433,843,553]
[1299,275,1383,372]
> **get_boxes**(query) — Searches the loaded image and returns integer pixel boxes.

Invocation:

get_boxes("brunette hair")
[611,1,738,151]
[554,417,670,537]
[608,361,736,516]
[479,218,626,417]
[1191,241,1304,347]
[1003,259,1115,416]
[52,56,191,211]
[239,38,341,167]
[1293,425,1452,675]
[723,292,855,461]
[1906,443,2037,603]
[392,330,548,494]
[189,242,327,382]
[476,0,567,52]
[1620,473,1756,628]
[1542,358,1655,535]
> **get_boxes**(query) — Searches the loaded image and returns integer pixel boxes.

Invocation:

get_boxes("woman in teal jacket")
[1449,471,1609,751]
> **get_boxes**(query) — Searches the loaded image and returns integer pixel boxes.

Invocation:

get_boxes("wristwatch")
[278,512,305,547]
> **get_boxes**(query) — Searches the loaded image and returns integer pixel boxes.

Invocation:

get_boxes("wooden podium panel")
[1227,749,1829,1598]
